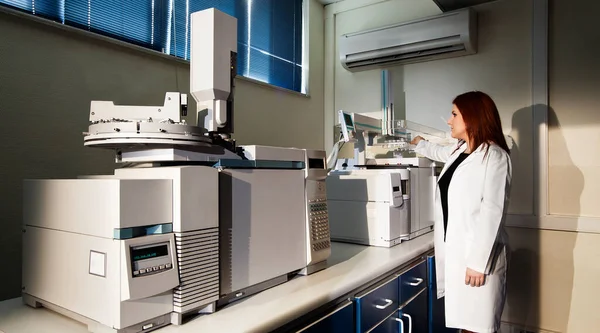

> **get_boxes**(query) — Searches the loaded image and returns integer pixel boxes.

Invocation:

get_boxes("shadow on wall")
[503,105,582,332]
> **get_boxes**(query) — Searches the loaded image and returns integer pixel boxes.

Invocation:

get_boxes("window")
[0,0,305,93]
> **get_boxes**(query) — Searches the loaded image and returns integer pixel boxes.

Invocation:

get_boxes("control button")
[139,269,146,274]
[166,263,172,269]
[153,266,159,271]
[159,265,165,270]
[133,270,140,276]
[142,323,154,330]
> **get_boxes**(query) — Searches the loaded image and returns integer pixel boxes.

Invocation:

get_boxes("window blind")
[0,0,304,92]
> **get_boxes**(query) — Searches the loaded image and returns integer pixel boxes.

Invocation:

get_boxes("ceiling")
[317,0,498,12]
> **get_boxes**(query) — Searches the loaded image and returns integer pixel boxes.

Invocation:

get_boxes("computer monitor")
[338,110,355,142]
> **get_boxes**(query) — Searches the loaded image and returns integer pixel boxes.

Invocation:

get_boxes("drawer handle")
[394,317,404,332]
[402,313,413,333]
[407,277,423,287]
[374,298,393,310]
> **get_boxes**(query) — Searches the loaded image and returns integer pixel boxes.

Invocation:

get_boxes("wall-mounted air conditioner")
[339,8,477,71]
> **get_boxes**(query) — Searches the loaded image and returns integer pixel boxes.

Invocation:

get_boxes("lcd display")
[131,244,168,261]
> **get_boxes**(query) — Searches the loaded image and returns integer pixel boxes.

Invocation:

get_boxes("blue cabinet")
[399,289,428,333]
[355,275,399,333]
[298,300,355,333]
[370,288,428,333]
[370,311,402,333]
[400,261,427,304]
[290,254,437,333]
[354,258,429,333]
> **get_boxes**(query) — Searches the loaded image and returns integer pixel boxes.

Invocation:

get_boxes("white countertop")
[0,233,433,333]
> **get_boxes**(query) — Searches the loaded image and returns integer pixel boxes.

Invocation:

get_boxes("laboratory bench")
[0,232,454,333]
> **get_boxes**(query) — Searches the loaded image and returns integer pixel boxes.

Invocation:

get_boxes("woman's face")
[447,104,467,141]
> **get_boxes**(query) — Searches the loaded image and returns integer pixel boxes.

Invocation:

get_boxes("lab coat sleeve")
[466,148,511,274]
[413,140,456,163]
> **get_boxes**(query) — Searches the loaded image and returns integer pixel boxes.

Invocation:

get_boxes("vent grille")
[347,44,466,68]
[173,228,219,313]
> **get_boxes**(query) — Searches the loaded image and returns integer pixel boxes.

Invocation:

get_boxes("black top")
[438,153,470,241]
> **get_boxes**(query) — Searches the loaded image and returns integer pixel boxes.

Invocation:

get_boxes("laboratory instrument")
[327,95,444,247]
[22,8,329,333]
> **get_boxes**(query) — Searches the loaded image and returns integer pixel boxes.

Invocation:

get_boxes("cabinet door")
[370,288,428,333]
[369,311,401,333]
[355,276,399,333]
[298,301,354,333]
[399,289,428,333]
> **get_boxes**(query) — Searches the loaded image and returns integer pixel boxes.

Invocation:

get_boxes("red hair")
[452,91,510,155]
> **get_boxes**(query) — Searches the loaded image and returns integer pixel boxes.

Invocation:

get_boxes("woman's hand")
[465,267,485,287]
[410,136,425,145]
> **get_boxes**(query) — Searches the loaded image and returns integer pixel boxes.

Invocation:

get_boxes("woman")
[411,91,511,333]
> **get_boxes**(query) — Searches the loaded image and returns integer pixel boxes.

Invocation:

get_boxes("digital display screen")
[392,186,400,192]
[343,113,354,128]
[131,244,168,261]
[308,158,325,169]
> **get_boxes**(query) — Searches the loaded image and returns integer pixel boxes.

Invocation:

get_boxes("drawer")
[399,260,427,304]
[355,275,399,333]
[399,288,428,333]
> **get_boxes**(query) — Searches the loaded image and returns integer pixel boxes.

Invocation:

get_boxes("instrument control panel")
[130,241,174,278]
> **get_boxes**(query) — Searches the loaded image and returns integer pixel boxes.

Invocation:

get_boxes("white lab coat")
[415,140,511,333]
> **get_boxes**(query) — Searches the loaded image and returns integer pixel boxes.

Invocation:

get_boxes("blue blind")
[243,0,303,92]
[0,0,304,92]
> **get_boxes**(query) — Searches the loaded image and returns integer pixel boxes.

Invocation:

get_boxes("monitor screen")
[343,112,354,128]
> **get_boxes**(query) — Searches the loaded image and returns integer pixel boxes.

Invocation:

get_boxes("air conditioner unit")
[339,8,477,71]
